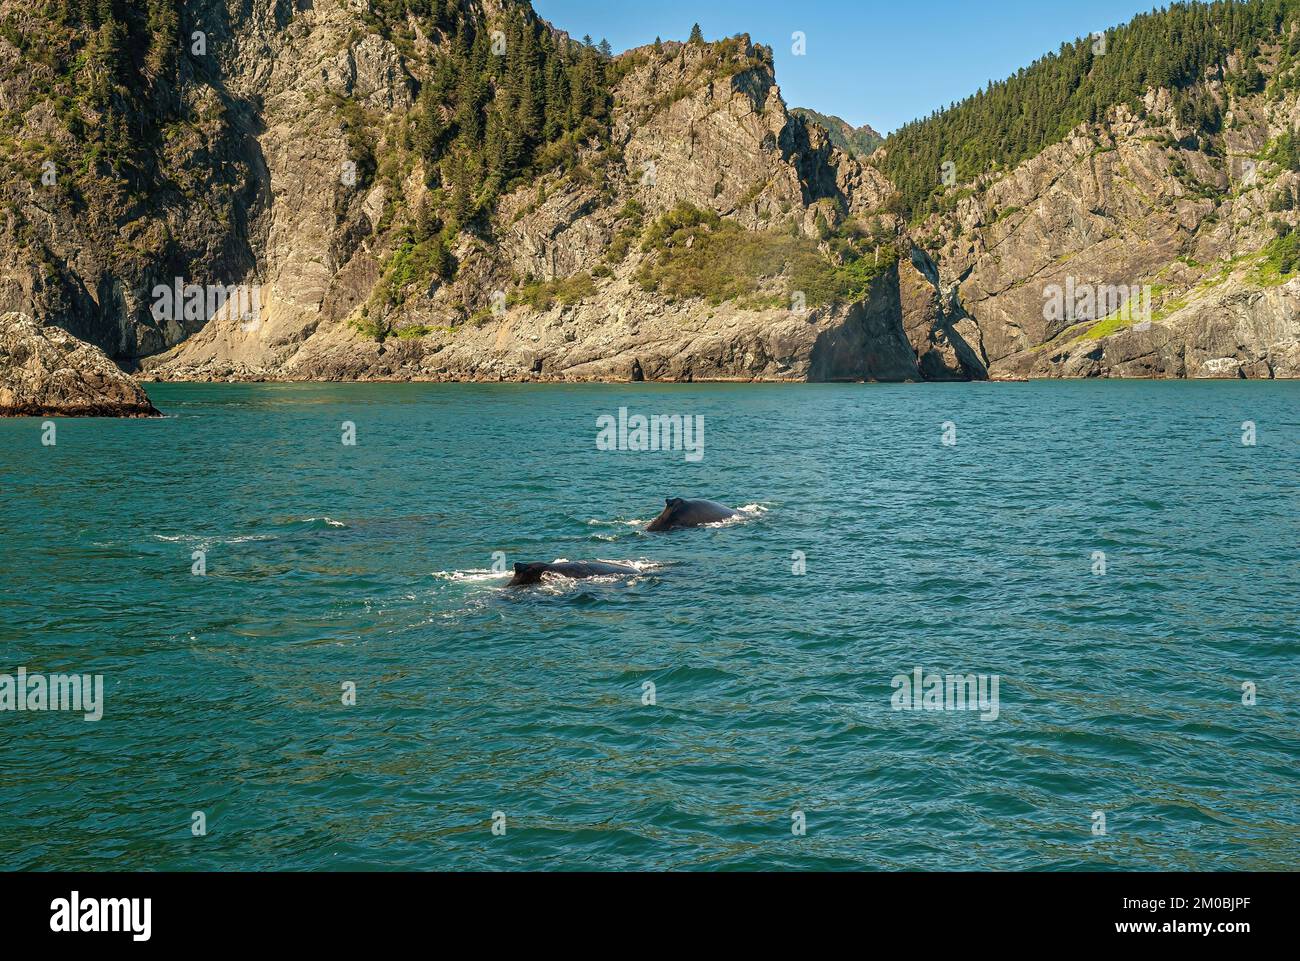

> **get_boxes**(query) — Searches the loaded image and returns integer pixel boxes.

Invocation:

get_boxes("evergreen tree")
[880,0,1300,219]
[370,0,622,226]
[144,0,179,83]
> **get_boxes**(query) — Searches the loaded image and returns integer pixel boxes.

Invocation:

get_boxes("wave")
[553,557,660,572]
[151,532,276,546]
[288,516,348,529]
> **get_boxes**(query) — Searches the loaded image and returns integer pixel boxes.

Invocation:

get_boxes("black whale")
[507,560,641,586]
[645,498,740,532]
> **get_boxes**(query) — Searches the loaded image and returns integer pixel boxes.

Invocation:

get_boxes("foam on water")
[432,568,511,582]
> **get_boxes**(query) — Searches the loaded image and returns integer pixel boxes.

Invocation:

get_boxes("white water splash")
[432,568,511,582]
[296,516,348,528]
[705,504,770,527]
[151,532,276,546]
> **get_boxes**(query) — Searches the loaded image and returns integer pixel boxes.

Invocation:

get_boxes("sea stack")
[0,313,161,418]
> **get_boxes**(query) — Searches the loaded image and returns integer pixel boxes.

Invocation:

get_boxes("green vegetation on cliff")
[349,1,630,324]
[880,0,1300,218]
[0,0,190,207]
[515,273,597,310]
[0,0,258,351]
[369,0,617,227]
[634,202,898,308]
[1253,226,1300,283]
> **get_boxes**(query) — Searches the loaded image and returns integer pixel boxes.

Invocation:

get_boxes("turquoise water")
[1,381,1296,871]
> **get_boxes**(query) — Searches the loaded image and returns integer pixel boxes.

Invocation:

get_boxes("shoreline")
[10,376,1291,420]
[130,373,1294,385]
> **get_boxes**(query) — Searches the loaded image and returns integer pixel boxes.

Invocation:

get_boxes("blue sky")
[533,0,1164,133]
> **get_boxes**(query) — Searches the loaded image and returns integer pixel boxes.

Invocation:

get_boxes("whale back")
[646,497,737,531]
[507,560,639,586]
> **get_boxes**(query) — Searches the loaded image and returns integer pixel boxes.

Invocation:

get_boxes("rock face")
[146,259,943,384]
[133,19,944,384]
[916,89,1300,379]
[1,1,1296,384]
[898,248,987,381]
[0,313,160,417]
[994,273,1300,379]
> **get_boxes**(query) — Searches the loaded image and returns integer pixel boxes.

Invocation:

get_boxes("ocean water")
[1,381,1296,871]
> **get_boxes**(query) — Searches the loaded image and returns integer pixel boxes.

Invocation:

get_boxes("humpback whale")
[645,498,740,532]
[507,560,642,586]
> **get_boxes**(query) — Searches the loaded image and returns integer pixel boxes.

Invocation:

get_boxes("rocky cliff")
[0,0,983,388]
[911,85,1300,379]
[0,0,1296,391]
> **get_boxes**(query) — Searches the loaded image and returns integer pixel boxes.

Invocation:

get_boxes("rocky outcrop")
[898,248,987,380]
[913,87,1300,378]
[994,271,1300,379]
[0,313,160,416]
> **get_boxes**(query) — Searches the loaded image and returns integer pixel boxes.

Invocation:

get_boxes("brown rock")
[0,314,160,417]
